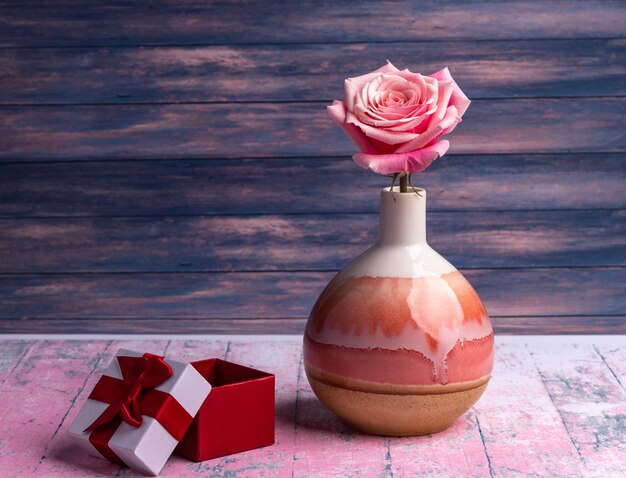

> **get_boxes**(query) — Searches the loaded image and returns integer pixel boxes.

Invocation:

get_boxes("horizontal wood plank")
[1,99,624,160]
[0,268,623,321]
[1,154,624,216]
[1,210,624,273]
[1,1,624,47]
[0,316,623,334]
[2,0,624,339]
[2,39,625,105]
[491,316,626,335]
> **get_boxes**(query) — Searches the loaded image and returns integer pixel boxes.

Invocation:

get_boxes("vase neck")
[378,187,427,246]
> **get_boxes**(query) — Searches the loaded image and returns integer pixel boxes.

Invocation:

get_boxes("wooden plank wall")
[0,1,624,333]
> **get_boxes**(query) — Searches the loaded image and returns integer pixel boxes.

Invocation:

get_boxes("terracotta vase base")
[307,376,489,437]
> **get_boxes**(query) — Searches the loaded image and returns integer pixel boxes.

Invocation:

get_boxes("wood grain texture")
[292,357,394,476]
[473,342,588,476]
[0,340,116,475]
[1,99,625,161]
[2,0,624,336]
[0,337,624,477]
[0,210,624,273]
[386,410,492,477]
[0,268,623,323]
[2,39,624,105]
[0,316,624,335]
[1,1,624,48]
[528,343,626,476]
[0,153,626,216]
[491,317,626,336]
[596,344,626,390]
[165,337,230,364]
[0,339,30,385]
[2,154,624,217]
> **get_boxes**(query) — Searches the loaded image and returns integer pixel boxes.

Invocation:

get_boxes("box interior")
[191,359,272,388]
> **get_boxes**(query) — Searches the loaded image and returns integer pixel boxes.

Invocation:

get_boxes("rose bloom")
[328,62,470,175]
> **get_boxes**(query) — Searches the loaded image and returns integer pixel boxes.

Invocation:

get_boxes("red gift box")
[68,350,212,475]
[176,358,275,461]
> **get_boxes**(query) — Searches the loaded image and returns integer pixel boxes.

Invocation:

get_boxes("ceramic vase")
[303,187,494,436]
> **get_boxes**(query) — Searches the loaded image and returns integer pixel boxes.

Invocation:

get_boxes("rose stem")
[399,174,408,193]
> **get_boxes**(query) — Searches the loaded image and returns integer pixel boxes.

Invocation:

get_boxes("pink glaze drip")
[305,271,494,385]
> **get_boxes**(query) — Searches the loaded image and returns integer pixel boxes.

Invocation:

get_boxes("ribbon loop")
[84,353,173,432]
[82,351,195,467]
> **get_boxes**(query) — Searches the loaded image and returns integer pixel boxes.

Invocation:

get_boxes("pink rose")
[328,62,470,175]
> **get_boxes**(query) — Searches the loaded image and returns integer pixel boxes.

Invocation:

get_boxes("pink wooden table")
[0,335,624,477]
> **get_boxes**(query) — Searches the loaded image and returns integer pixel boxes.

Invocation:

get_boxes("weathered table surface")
[0,335,624,478]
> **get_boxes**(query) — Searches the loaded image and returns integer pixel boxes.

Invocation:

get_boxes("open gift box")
[177,358,275,461]
[68,349,275,476]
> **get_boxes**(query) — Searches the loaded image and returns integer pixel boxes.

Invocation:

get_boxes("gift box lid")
[68,349,212,476]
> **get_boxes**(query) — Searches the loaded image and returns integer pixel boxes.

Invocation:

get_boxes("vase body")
[303,187,494,436]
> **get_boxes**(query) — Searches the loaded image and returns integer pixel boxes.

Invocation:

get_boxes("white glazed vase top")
[303,188,494,428]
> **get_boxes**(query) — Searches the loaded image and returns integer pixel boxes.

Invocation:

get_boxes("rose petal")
[365,104,431,127]
[353,140,450,174]
[346,111,418,145]
[440,105,463,135]
[344,62,400,109]
[396,70,427,88]
[395,105,461,153]
[335,64,469,162]
[428,79,455,126]
[381,113,430,132]
[327,100,377,154]
[379,61,400,74]
[429,67,471,116]
[344,78,360,112]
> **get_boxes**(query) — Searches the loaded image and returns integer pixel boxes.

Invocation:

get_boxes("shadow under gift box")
[176,358,275,461]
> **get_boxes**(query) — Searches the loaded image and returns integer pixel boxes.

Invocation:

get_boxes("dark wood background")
[1,1,625,334]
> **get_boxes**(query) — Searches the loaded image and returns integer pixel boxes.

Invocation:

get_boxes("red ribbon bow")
[85,353,193,466]
[85,353,173,432]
